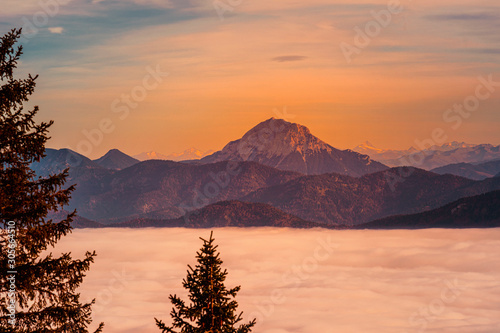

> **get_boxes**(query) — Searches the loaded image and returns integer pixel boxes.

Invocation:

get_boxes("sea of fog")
[51,227,500,333]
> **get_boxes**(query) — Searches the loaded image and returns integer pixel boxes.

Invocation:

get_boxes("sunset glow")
[1,0,499,158]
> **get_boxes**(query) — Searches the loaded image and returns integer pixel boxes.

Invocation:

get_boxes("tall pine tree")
[0,28,104,332]
[156,231,256,333]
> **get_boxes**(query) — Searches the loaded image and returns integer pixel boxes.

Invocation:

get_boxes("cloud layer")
[50,227,500,333]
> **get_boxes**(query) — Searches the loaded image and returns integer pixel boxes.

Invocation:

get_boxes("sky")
[51,227,500,333]
[1,0,500,159]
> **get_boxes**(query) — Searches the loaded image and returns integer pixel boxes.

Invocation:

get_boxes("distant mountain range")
[133,148,214,162]
[353,141,418,161]
[34,152,500,226]
[202,118,388,176]
[133,151,170,161]
[353,141,500,170]
[36,119,500,229]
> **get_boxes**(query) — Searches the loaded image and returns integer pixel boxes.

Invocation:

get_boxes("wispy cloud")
[271,55,308,62]
[424,13,499,21]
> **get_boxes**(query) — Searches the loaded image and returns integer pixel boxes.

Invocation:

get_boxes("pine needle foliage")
[0,28,103,333]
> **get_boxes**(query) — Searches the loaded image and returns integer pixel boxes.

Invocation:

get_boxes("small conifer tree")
[155,231,256,333]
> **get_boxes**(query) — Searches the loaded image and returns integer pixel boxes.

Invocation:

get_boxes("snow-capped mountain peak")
[353,141,386,154]
[134,148,213,162]
[133,151,169,161]
[166,148,211,161]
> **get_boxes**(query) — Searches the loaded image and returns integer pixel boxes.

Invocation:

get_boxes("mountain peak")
[201,118,388,176]
[100,148,126,157]
[94,149,139,170]
[31,148,101,178]
[238,118,328,159]
[353,141,386,154]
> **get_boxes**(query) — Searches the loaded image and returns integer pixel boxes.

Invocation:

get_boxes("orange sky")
[2,0,499,158]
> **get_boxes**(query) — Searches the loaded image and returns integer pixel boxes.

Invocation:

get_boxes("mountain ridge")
[354,190,500,229]
[64,159,303,223]
[242,167,500,225]
[35,148,500,226]
[431,159,500,180]
[112,200,330,229]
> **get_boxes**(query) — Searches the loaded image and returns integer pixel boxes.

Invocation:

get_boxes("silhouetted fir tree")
[155,231,256,333]
[0,28,104,332]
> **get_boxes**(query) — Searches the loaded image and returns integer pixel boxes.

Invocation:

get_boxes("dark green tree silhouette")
[0,28,104,332]
[156,231,256,333]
